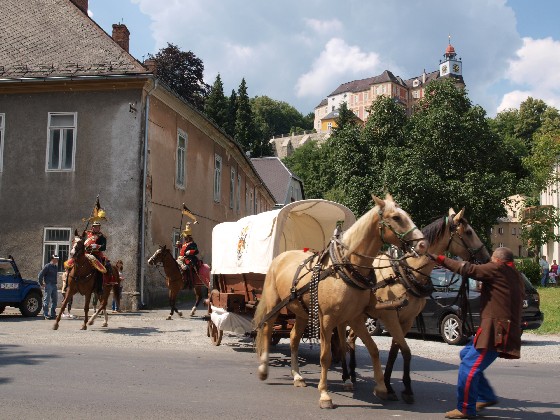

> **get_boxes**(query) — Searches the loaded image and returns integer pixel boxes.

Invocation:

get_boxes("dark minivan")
[367,267,544,345]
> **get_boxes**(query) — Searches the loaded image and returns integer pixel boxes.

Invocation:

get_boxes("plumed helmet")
[97,209,106,219]
[181,226,192,237]
[92,221,101,226]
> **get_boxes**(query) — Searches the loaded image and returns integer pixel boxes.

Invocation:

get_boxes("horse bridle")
[378,209,425,256]
[67,243,95,283]
[446,215,487,264]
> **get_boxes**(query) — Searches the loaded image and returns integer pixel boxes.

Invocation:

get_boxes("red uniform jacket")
[437,257,524,359]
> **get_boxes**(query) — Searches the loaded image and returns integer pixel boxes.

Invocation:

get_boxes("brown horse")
[147,245,209,320]
[253,194,428,409]
[87,259,121,327]
[53,234,109,330]
[344,208,490,402]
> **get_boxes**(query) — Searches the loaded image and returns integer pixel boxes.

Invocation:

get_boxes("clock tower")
[439,37,462,78]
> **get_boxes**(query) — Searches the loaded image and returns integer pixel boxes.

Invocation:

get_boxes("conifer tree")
[204,73,229,129]
[224,89,238,138]
[234,78,255,153]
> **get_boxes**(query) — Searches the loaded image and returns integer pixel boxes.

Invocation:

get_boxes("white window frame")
[512,227,516,235]
[214,154,222,202]
[43,227,71,271]
[176,129,187,188]
[245,183,250,213]
[498,227,504,235]
[230,167,236,209]
[236,174,241,213]
[46,112,77,172]
[0,113,4,172]
[172,229,181,258]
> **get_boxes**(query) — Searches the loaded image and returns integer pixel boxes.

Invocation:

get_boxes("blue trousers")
[456,339,498,416]
[43,283,58,318]
[541,269,549,287]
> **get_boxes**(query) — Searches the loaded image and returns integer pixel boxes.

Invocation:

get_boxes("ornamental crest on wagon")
[237,225,250,262]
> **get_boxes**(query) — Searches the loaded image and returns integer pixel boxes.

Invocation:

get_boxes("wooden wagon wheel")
[208,319,223,346]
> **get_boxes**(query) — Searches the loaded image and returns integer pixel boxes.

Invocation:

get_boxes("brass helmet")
[92,221,101,226]
[181,225,192,237]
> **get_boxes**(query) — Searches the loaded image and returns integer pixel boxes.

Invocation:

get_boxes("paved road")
[1,304,559,419]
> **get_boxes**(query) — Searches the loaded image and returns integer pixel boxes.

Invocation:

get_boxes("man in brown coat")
[430,247,524,419]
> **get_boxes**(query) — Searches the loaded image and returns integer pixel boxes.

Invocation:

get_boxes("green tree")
[520,205,560,256]
[515,97,548,148]
[234,78,256,153]
[224,89,238,138]
[150,43,209,111]
[282,140,327,199]
[204,73,229,129]
[333,102,357,134]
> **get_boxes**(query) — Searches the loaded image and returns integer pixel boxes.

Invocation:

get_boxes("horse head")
[70,230,85,259]
[147,245,167,266]
[447,208,490,264]
[373,193,428,256]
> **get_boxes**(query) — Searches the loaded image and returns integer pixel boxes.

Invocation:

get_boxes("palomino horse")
[344,208,490,403]
[147,245,210,319]
[54,232,121,330]
[253,194,427,409]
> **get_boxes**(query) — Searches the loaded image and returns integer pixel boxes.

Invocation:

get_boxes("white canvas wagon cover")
[211,199,356,275]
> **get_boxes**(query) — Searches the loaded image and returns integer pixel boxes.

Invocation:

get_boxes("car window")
[431,270,448,287]
[0,261,15,276]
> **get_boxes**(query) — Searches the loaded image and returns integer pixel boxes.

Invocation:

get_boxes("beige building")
[490,195,528,257]
[314,43,465,133]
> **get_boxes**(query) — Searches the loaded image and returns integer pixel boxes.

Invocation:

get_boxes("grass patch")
[534,286,560,335]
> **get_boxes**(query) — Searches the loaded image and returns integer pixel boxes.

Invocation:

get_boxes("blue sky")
[88,0,560,117]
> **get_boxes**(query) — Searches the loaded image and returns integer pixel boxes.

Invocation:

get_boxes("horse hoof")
[52,323,59,331]
[190,308,196,317]
[258,368,268,381]
[87,320,94,326]
[374,389,388,400]
[166,316,172,320]
[343,382,354,392]
[401,392,414,404]
[80,325,87,330]
[387,392,399,401]
[102,323,108,327]
[319,399,334,409]
[293,379,307,388]
[178,312,183,317]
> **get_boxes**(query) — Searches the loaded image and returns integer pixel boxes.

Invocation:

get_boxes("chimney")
[143,58,157,75]
[112,24,130,53]
[70,0,88,14]
[422,69,426,84]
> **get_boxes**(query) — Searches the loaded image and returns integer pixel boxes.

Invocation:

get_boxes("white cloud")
[88,9,93,17]
[304,18,343,35]
[296,38,382,97]
[497,37,560,112]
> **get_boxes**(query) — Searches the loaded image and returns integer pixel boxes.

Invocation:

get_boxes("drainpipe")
[140,79,157,307]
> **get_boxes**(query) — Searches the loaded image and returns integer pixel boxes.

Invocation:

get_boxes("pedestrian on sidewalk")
[38,255,59,319]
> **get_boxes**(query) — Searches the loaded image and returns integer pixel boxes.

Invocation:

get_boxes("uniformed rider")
[176,226,199,287]
[85,220,111,294]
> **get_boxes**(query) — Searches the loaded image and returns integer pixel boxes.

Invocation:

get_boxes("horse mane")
[421,216,448,245]
[342,203,384,254]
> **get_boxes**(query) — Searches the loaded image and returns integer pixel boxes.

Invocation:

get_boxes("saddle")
[64,254,107,273]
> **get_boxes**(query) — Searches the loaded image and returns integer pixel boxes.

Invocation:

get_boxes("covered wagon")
[208,199,356,345]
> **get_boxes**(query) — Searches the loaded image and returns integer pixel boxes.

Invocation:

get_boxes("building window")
[327,122,332,132]
[512,227,516,235]
[46,112,76,171]
[499,242,504,248]
[364,92,369,101]
[245,183,250,213]
[172,229,181,258]
[0,113,4,172]
[250,189,254,214]
[498,227,504,235]
[230,167,236,209]
[236,174,241,213]
[176,130,187,188]
[43,228,71,271]
[490,227,494,234]
[214,154,222,202]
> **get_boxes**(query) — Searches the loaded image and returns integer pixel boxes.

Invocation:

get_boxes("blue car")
[0,256,43,317]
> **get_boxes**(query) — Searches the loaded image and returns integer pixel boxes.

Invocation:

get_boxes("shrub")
[516,258,541,285]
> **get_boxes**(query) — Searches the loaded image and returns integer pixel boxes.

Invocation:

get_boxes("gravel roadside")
[2,305,559,365]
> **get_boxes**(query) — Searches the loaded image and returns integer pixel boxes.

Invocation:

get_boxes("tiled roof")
[327,70,406,97]
[0,0,148,79]
[403,70,440,88]
[251,157,299,204]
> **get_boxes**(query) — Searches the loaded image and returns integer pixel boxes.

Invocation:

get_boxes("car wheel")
[20,292,41,317]
[366,317,383,335]
[0,305,5,314]
[440,314,467,345]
